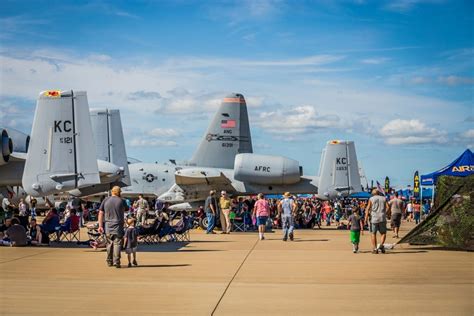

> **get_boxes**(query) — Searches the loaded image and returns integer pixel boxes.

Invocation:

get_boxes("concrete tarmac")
[0,223,472,315]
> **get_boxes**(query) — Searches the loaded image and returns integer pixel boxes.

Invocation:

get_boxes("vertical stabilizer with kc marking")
[22,90,100,196]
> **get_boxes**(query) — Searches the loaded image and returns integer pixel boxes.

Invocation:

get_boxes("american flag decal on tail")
[221,119,236,128]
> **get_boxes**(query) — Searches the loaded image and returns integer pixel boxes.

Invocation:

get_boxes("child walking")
[348,208,364,253]
[124,218,138,267]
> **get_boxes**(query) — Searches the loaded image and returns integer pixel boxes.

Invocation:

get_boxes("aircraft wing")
[175,168,232,186]
[159,168,235,203]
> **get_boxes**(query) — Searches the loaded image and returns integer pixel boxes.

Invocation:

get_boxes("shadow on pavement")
[293,239,330,242]
[131,264,191,268]
[186,240,233,243]
[385,250,428,255]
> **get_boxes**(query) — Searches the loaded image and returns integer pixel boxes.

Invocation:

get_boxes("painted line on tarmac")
[211,237,260,316]
[0,249,56,265]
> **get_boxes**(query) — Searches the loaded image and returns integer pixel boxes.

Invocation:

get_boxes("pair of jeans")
[414,212,421,224]
[281,215,294,238]
[206,213,215,233]
[106,233,123,265]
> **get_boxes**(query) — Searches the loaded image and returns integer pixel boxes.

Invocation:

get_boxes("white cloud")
[461,129,474,139]
[206,0,285,26]
[128,138,177,147]
[380,119,448,145]
[163,54,345,69]
[128,90,162,100]
[410,76,430,84]
[384,0,445,13]
[360,57,390,65]
[438,76,474,86]
[460,129,474,149]
[148,128,180,138]
[257,106,341,134]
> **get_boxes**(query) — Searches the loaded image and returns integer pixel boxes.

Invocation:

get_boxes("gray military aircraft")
[0,90,130,199]
[159,140,362,204]
[121,93,253,198]
[122,93,362,204]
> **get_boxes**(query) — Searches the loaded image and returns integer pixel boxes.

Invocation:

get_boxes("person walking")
[413,201,421,224]
[278,192,297,241]
[98,186,126,268]
[388,192,405,238]
[406,199,413,222]
[134,194,149,226]
[347,208,364,253]
[205,190,218,234]
[254,193,270,240]
[219,191,232,234]
[365,189,389,254]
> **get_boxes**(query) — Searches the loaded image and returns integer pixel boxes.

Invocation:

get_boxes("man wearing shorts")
[365,189,389,254]
[388,192,405,238]
[254,193,270,240]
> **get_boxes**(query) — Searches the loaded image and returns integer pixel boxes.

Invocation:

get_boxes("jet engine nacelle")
[1,129,12,166]
[7,128,30,153]
[234,153,301,185]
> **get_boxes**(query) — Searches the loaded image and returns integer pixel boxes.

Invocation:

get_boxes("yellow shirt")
[219,197,231,210]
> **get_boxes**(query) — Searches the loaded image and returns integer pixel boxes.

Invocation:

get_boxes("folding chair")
[60,215,81,242]
[231,217,245,232]
[48,228,60,243]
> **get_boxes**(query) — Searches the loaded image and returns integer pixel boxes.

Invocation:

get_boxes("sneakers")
[372,249,378,254]
[283,237,288,242]
[107,262,113,267]
[128,263,132,268]
[114,264,121,269]
[378,245,386,254]
[289,233,294,241]
[133,260,138,266]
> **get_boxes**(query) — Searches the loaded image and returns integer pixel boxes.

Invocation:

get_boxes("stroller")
[86,223,106,249]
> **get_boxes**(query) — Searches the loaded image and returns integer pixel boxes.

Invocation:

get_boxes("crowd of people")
[200,189,431,254]
[0,187,431,261]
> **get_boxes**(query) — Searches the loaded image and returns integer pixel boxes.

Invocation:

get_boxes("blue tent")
[396,188,432,200]
[349,191,371,199]
[421,149,474,186]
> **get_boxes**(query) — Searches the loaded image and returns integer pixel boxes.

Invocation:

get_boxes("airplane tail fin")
[317,140,362,198]
[22,90,100,196]
[189,93,253,169]
[90,109,130,186]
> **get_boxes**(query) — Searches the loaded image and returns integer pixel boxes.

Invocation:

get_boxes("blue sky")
[0,0,473,187]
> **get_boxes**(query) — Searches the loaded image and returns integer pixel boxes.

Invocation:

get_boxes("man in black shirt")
[204,190,217,234]
[98,186,126,268]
